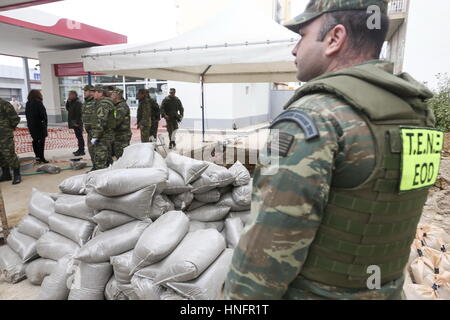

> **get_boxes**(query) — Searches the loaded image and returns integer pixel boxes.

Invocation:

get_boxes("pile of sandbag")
[0,189,53,284]
[404,225,450,300]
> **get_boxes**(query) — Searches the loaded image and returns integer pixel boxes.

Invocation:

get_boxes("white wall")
[232,83,270,124]
[403,0,450,90]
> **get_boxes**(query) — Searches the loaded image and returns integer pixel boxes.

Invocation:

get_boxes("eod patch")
[400,127,444,192]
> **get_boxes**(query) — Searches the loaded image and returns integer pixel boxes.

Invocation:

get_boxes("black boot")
[12,167,21,185]
[1,167,12,182]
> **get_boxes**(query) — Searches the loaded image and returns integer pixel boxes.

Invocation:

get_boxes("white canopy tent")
[81,2,300,139]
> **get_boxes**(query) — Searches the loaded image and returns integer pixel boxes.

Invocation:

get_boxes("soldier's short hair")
[170,88,176,92]
[137,89,147,95]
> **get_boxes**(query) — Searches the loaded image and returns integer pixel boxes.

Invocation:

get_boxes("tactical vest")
[102,97,116,132]
[82,97,96,131]
[288,71,437,289]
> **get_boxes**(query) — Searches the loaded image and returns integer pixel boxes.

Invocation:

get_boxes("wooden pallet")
[0,184,9,241]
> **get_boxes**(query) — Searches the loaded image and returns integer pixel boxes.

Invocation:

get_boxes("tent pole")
[200,65,212,143]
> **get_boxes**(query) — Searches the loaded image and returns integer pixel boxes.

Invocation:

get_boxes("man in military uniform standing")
[111,88,132,159]
[136,89,152,143]
[91,85,115,170]
[161,88,184,149]
[224,0,442,300]
[82,85,96,161]
[148,90,161,141]
[0,98,21,185]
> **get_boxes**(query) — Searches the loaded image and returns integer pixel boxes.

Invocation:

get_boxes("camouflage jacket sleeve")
[137,100,151,127]
[5,101,21,129]
[223,97,343,300]
[92,101,111,139]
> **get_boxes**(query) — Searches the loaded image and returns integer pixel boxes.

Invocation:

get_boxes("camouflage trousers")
[113,136,131,159]
[92,138,113,170]
[0,133,19,169]
[86,130,94,161]
[150,120,159,139]
[140,126,151,143]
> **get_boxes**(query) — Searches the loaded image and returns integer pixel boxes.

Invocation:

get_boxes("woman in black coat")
[25,90,49,163]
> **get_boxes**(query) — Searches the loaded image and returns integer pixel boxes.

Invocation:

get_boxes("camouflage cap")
[93,84,106,92]
[83,85,95,91]
[284,0,389,32]
[112,88,124,96]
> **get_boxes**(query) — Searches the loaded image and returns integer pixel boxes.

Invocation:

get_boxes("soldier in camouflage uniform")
[82,85,96,161]
[136,89,152,143]
[111,88,132,159]
[224,0,442,300]
[161,88,184,149]
[148,91,161,141]
[91,85,116,170]
[0,98,21,185]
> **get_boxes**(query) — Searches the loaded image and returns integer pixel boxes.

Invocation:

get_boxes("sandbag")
[86,186,157,220]
[17,215,49,239]
[166,249,233,300]
[0,245,26,284]
[416,225,450,250]
[231,180,252,206]
[189,221,225,233]
[160,289,188,300]
[150,195,175,220]
[170,192,194,211]
[49,213,96,246]
[7,229,38,262]
[165,153,209,184]
[163,168,193,195]
[410,254,436,285]
[186,200,206,212]
[187,205,231,222]
[25,258,57,285]
[151,229,226,284]
[75,220,151,263]
[85,168,111,193]
[110,251,134,284]
[422,246,450,273]
[92,168,167,197]
[151,152,169,175]
[218,193,250,212]
[116,282,140,300]
[404,282,450,300]
[229,211,253,226]
[194,189,221,203]
[131,276,165,300]
[29,188,55,224]
[105,277,128,300]
[55,195,96,221]
[192,163,235,193]
[39,255,75,300]
[68,261,112,300]
[37,164,61,174]
[224,217,244,249]
[59,174,87,195]
[132,211,189,272]
[36,232,80,261]
[111,143,155,170]
[70,161,87,170]
[92,210,135,232]
[229,160,251,187]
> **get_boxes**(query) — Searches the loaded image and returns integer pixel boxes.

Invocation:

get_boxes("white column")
[39,60,62,123]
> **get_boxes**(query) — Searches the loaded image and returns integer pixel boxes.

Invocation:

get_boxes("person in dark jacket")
[25,90,48,164]
[66,91,85,156]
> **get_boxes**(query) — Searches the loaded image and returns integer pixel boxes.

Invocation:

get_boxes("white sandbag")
[25,258,57,285]
[224,217,244,249]
[86,186,156,220]
[422,246,450,273]
[116,282,140,300]
[165,153,209,184]
[151,152,169,174]
[170,192,194,211]
[110,251,134,284]
[39,255,75,300]
[29,188,55,224]
[218,185,233,195]
[152,229,226,284]
[7,229,38,262]
[17,215,49,239]
[131,276,165,300]
[55,195,96,221]
[0,245,26,284]
[150,195,175,220]
[194,189,221,203]
[416,225,450,250]
[404,280,450,300]
[92,168,167,197]
[186,200,206,212]
[192,163,235,194]
[75,220,151,263]
[132,211,189,272]
[187,205,231,222]
[49,213,96,246]
[189,221,225,233]
[68,261,112,300]
[59,174,87,195]
[163,168,193,195]
[229,211,253,226]
[218,193,250,212]
[410,254,436,285]
[92,210,135,232]
[229,161,251,186]
[231,180,252,206]
[166,249,233,300]
[105,277,128,300]
[36,232,80,261]
[111,143,155,170]
[85,168,111,193]
[160,289,188,300]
